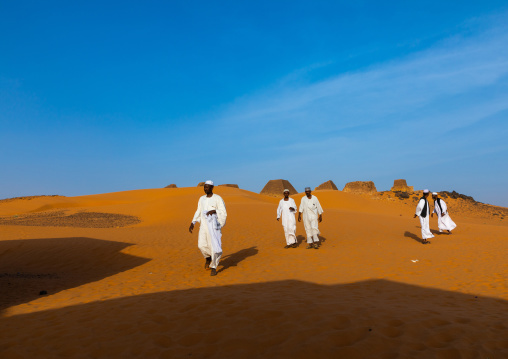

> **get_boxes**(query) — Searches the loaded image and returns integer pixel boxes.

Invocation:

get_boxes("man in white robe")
[189,180,227,276]
[277,189,297,248]
[298,187,324,249]
[413,189,434,244]
[431,192,457,234]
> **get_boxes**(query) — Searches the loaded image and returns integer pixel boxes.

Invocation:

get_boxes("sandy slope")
[1,187,507,358]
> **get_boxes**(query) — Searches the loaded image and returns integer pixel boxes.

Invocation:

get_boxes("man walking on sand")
[298,187,324,249]
[431,192,457,234]
[413,189,434,244]
[189,180,227,276]
[277,189,298,249]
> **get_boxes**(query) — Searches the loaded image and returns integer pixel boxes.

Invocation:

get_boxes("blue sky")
[1,1,508,206]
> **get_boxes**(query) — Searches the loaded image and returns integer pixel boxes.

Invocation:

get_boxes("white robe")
[192,194,227,269]
[277,198,297,245]
[433,199,457,232]
[299,195,324,243]
[415,198,434,240]
[205,211,222,257]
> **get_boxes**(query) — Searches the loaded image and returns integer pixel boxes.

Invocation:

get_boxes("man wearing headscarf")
[277,189,297,248]
[431,192,457,234]
[413,189,434,244]
[298,187,324,249]
[189,180,227,276]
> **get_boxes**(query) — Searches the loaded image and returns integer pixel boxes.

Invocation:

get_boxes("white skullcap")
[205,180,214,185]
[305,187,311,191]
[283,189,290,192]
[423,189,429,193]
[432,192,438,195]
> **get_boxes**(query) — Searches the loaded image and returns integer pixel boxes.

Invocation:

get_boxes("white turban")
[283,189,290,193]
[423,189,429,193]
[305,187,311,191]
[205,180,214,185]
[432,192,438,195]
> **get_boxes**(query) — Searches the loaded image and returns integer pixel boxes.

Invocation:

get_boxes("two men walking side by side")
[275,186,324,249]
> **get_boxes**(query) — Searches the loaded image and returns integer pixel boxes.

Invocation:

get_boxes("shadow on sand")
[218,247,258,273]
[0,237,150,312]
[296,235,327,247]
[1,279,506,358]
[296,235,306,247]
[404,231,432,244]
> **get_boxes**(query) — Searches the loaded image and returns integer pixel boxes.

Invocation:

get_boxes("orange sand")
[1,187,507,358]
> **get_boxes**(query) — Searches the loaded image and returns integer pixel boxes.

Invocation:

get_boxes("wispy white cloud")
[215,16,508,137]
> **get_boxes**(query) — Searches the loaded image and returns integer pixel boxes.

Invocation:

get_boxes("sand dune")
[1,187,507,358]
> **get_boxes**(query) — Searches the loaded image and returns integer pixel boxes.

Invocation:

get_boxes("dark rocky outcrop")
[440,191,475,202]
[395,192,410,199]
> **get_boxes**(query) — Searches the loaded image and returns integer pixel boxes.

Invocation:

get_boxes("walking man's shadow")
[296,235,306,247]
[218,247,258,273]
[404,231,433,244]
[296,235,327,247]
[404,231,423,243]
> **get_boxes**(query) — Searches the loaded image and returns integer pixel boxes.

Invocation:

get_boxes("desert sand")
[1,186,507,358]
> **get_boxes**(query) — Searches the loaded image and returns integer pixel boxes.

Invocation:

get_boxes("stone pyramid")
[260,179,298,197]
[343,181,377,194]
[315,180,338,191]
[391,179,414,193]
[164,184,177,188]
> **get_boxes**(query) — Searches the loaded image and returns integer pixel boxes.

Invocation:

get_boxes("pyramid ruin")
[391,179,414,193]
[164,184,177,188]
[197,182,205,186]
[218,184,239,188]
[260,179,298,197]
[315,180,338,191]
[343,181,377,194]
